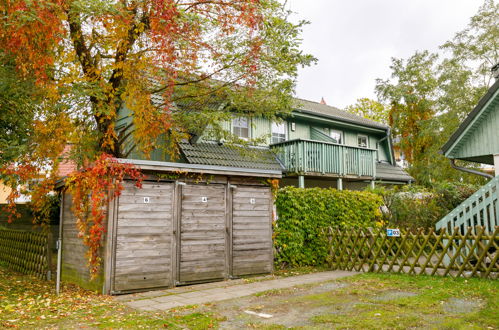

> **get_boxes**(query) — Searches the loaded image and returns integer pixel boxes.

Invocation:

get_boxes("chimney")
[320,97,327,105]
[492,63,499,80]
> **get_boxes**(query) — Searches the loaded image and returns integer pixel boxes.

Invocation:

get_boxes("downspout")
[449,159,493,179]
[56,192,64,295]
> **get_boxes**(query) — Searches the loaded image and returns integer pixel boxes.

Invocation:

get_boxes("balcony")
[270,139,377,178]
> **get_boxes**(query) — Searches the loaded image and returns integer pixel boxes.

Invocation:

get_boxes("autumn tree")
[376,50,439,168]
[0,0,314,274]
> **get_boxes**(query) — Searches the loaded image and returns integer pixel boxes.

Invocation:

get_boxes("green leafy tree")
[375,1,497,186]
[344,98,389,124]
[0,55,38,165]
[441,0,499,87]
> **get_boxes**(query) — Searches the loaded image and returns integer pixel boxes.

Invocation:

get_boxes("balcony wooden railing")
[270,139,376,177]
[435,175,498,266]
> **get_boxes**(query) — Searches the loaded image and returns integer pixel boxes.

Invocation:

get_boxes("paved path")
[116,270,357,311]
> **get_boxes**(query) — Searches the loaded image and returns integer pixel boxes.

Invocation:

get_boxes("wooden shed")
[58,159,280,294]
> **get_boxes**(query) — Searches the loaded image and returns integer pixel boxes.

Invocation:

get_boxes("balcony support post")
[370,180,375,189]
[495,154,499,177]
[337,178,343,191]
[298,175,305,188]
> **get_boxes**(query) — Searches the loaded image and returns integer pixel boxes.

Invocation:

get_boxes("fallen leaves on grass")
[0,267,113,328]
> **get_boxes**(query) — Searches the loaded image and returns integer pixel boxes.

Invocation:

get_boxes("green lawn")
[0,263,497,329]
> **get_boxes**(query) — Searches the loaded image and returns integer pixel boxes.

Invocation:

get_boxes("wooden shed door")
[178,184,227,283]
[113,182,174,292]
[231,186,273,276]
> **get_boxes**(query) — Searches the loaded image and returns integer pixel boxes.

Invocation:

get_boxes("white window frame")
[232,117,249,140]
[358,134,368,148]
[329,129,343,144]
[271,122,287,144]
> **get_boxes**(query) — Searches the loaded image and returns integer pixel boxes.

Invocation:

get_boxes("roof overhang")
[291,110,387,134]
[55,158,282,189]
[118,158,282,178]
[441,79,499,159]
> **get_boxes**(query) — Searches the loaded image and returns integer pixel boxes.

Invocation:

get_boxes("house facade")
[117,97,413,190]
[436,69,499,234]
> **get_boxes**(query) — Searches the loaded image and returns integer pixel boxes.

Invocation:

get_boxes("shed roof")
[375,162,414,183]
[293,98,389,130]
[179,142,283,171]
[441,78,499,162]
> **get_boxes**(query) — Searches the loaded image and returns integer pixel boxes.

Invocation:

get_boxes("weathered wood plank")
[115,256,170,267]
[117,226,170,235]
[118,195,171,204]
[233,243,272,250]
[233,222,270,230]
[178,184,227,283]
[117,204,172,212]
[231,186,272,277]
[112,182,174,292]
[179,239,225,245]
[118,211,172,219]
[115,264,171,275]
[114,279,170,291]
[233,210,270,217]
[116,241,170,250]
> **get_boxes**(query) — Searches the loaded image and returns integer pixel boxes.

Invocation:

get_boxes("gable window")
[329,130,342,144]
[358,135,368,148]
[271,122,287,144]
[232,117,249,139]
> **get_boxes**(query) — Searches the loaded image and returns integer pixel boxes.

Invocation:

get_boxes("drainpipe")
[449,159,493,179]
[56,193,64,295]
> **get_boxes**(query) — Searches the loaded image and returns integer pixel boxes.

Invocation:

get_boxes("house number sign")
[386,228,401,237]
[201,197,208,203]
[250,198,256,204]
[143,197,150,204]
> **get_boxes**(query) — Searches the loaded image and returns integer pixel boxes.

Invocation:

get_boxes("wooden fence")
[326,226,498,279]
[0,227,51,279]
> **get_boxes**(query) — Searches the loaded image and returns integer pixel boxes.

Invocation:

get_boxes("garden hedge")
[274,186,383,267]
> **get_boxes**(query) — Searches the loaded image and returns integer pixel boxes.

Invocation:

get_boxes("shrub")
[369,182,479,230]
[274,187,383,268]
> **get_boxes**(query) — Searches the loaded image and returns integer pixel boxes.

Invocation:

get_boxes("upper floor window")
[271,122,287,144]
[329,130,342,144]
[232,117,249,139]
[358,134,368,148]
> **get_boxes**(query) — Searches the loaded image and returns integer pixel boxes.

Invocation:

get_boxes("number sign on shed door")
[113,182,174,292]
[178,184,227,283]
[231,186,273,276]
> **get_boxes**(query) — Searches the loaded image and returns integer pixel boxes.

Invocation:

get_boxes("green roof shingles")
[293,98,389,130]
[376,162,414,183]
[179,142,283,171]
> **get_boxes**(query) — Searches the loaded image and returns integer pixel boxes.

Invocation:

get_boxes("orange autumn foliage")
[0,0,312,276]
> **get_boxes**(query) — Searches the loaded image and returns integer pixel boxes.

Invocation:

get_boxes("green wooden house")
[117,97,413,190]
[436,72,499,234]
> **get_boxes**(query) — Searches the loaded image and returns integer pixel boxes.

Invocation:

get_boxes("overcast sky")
[286,0,484,109]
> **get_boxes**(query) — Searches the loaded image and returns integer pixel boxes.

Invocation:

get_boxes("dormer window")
[232,117,249,139]
[271,122,287,144]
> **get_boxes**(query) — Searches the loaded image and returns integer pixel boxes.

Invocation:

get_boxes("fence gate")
[231,186,273,276]
[177,184,227,283]
[113,182,174,292]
